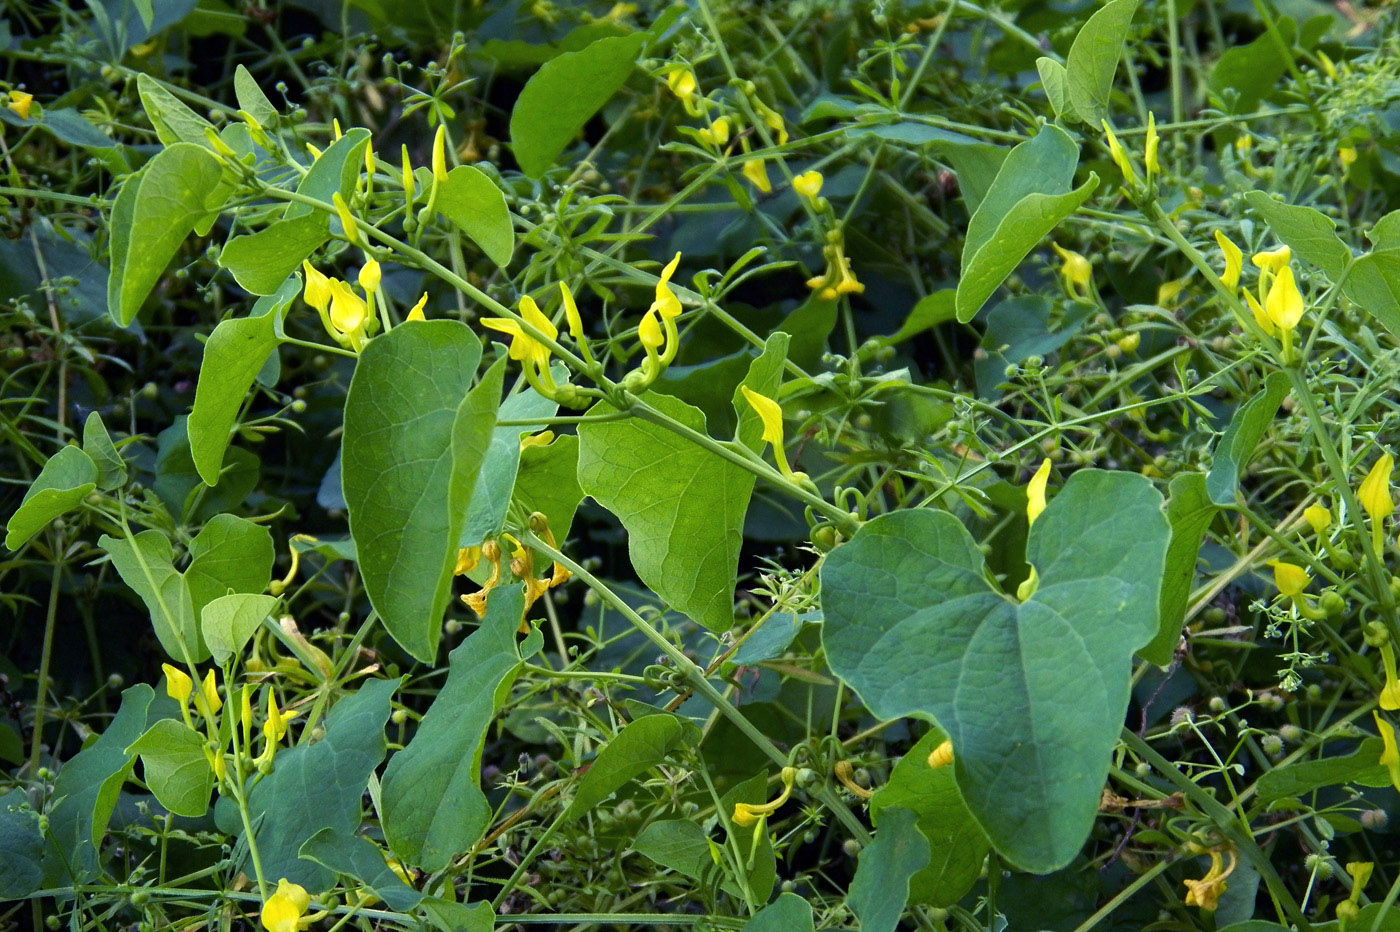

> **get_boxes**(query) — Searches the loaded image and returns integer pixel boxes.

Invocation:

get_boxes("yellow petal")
[1051,243,1091,293]
[200,669,222,716]
[1269,560,1309,598]
[1214,231,1243,292]
[1026,458,1052,526]
[260,879,310,932]
[358,259,381,294]
[162,664,193,706]
[793,170,824,200]
[740,385,784,447]
[7,90,34,120]
[1360,453,1395,524]
[1264,264,1304,331]
[653,253,683,320]
[406,293,428,321]
[742,158,772,193]
[332,192,361,247]
[637,309,665,352]
[559,283,584,339]
[666,69,697,103]
[1251,245,1291,272]
[432,124,448,183]
[1375,713,1400,791]
[1303,504,1331,535]
[1243,290,1275,337]
[400,144,415,198]
[328,279,368,335]
[519,295,558,342]
[301,261,331,313]
[927,739,953,769]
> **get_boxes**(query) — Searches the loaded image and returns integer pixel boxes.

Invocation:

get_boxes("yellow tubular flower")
[652,253,684,321]
[519,295,559,344]
[1101,120,1139,185]
[793,170,824,200]
[432,125,448,183]
[481,318,545,367]
[327,279,369,349]
[301,262,331,313]
[1264,264,1304,331]
[1144,112,1159,176]
[697,116,730,148]
[742,158,772,193]
[730,766,796,827]
[461,540,503,618]
[1026,458,1052,526]
[927,739,954,769]
[1252,245,1291,273]
[163,663,193,708]
[260,878,310,932]
[559,283,584,340]
[240,685,254,750]
[1182,850,1235,911]
[1269,560,1309,598]
[1051,243,1092,296]
[741,385,784,447]
[637,310,665,354]
[359,260,381,295]
[7,90,34,120]
[1215,231,1243,292]
[401,144,415,199]
[1303,504,1332,535]
[332,192,361,247]
[200,669,222,717]
[1243,290,1276,338]
[1375,712,1400,791]
[264,691,290,746]
[1157,276,1188,309]
[1360,453,1394,526]
[1380,641,1400,711]
[665,68,701,115]
[305,142,322,162]
[406,293,428,321]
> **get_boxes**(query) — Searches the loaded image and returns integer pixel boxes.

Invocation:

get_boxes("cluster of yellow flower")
[456,512,571,631]
[663,66,789,194]
[160,661,296,784]
[1213,234,1306,361]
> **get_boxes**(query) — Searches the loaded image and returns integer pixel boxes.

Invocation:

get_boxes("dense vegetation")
[5,1,1400,930]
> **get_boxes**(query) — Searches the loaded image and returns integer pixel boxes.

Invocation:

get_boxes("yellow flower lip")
[7,90,34,120]
[1263,264,1303,331]
[740,385,784,447]
[1303,503,1331,535]
[651,253,683,321]
[1359,452,1394,523]
[162,663,193,706]
[1268,559,1309,598]
[1182,849,1235,911]
[1051,243,1091,294]
[1214,231,1243,292]
[1026,458,1052,526]
[742,158,772,194]
[927,739,954,769]
[730,766,796,826]
[328,279,368,335]
[1251,244,1291,272]
[793,170,823,200]
[260,878,310,932]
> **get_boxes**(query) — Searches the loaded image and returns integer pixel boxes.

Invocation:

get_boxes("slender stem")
[522,531,872,843]
[28,545,62,775]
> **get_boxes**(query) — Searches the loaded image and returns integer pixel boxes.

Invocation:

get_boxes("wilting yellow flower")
[432,124,448,183]
[1376,713,1400,791]
[927,739,953,769]
[1051,243,1092,297]
[697,116,730,148]
[405,293,428,321]
[1360,453,1394,525]
[742,158,772,193]
[260,878,310,932]
[1269,560,1309,598]
[1026,458,1052,526]
[7,90,33,120]
[806,243,864,299]
[1183,850,1235,911]
[1264,265,1303,331]
[730,766,796,827]
[1215,231,1243,292]
[793,170,824,200]
[163,663,193,708]
[1303,504,1332,535]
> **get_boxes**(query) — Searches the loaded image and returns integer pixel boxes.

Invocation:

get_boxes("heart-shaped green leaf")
[821,469,1169,872]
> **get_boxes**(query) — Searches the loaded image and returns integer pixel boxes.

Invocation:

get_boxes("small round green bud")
[842,838,861,856]
[140,382,159,400]
[291,399,307,414]
[1261,734,1283,756]
[1134,761,1150,777]
[1279,724,1304,744]
[391,709,408,725]
[1208,696,1226,712]
[1305,853,1333,879]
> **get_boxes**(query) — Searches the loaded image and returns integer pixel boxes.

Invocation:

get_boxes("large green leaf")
[100,514,272,663]
[83,412,127,492]
[956,126,1097,322]
[381,586,527,872]
[510,34,646,178]
[847,807,931,932]
[564,714,685,821]
[299,829,423,911]
[5,445,97,550]
[343,321,498,662]
[514,433,585,541]
[243,677,398,891]
[1142,473,1216,666]
[233,64,278,128]
[46,685,154,883]
[436,165,514,267]
[744,894,815,932]
[869,730,988,907]
[126,719,213,818]
[1244,192,1352,282]
[0,804,46,899]
[577,393,750,632]
[107,142,226,326]
[285,128,371,220]
[137,74,215,148]
[821,470,1170,871]
[1065,0,1141,126]
[218,213,330,295]
[1254,738,1390,802]
[1342,248,1400,339]
[188,312,281,487]
[202,593,278,665]
[1206,371,1291,505]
